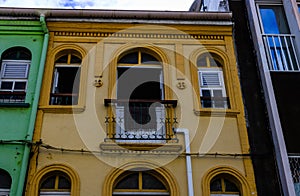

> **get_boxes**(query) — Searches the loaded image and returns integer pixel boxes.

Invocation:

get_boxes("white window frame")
[50,63,81,105]
[198,68,227,108]
[0,60,30,92]
[51,63,81,94]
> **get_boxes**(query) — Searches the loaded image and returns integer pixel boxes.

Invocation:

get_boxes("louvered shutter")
[200,71,221,86]
[2,63,28,79]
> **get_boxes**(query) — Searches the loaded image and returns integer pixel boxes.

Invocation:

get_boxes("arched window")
[50,49,82,105]
[113,48,169,142]
[210,176,240,196]
[113,169,170,195]
[39,171,71,196]
[197,52,229,108]
[0,169,12,195]
[117,48,163,100]
[0,47,31,103]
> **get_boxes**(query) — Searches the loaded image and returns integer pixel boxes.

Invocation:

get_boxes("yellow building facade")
[25,9,257,196]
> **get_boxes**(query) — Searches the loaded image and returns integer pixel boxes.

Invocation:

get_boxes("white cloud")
[0,0,195,11]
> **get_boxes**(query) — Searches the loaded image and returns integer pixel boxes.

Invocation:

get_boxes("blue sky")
[0,0,195,11]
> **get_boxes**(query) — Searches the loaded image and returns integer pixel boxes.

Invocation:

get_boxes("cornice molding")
[54,31,225,40]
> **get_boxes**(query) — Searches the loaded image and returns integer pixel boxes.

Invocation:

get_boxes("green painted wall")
[0,20,47,195]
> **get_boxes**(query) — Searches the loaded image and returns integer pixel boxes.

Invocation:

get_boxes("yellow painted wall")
[26,21,257,196]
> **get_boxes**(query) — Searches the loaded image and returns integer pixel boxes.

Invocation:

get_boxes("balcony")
[104,99,178,144]
[262,34,300,71]
[288,155,300,195]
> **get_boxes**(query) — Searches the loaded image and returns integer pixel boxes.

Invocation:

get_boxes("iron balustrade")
[50,93,78,105]
[0,91,26,103]
[200,96,229,109]
[104,99,178,143]
[288,155,300,194]
[262,34,300,71]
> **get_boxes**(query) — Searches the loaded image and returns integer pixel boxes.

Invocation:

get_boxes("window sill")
[194,108,240,117]
[39,105,85,113]
[100,141,182,154]
[0,102,30,108]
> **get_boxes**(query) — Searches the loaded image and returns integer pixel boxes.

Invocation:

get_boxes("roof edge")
[0,7,232,21]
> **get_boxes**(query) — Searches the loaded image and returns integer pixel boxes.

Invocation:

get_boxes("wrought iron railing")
[289,155,300,182]
[201,96,229,109]
[50,93,78,105]
[288,155,300,194]
[0,91,26,103]
[104,99,178,143]
[262,34,300,71]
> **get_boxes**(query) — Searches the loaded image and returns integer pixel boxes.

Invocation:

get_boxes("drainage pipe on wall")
[16,14,49,196]
[176,128,194,196]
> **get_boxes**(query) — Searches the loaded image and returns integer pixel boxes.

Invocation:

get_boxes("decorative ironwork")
[0,91,26,103]
[289,155,300,183]
[50,93,78,105]
[104,99,178,143]
[201,96,229,109]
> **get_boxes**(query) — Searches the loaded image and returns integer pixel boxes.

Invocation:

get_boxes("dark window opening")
[210,176,240,195]
[117,67,164,129]
[50,51,82,105]
[39,171,71,195]
[113,170,169,196]
[0,169,12,189]
[2,47,31,60]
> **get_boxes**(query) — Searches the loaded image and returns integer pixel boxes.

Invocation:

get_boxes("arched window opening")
[197,52,229,108]
[111,48,174,143]
[39,171,71,196]
[210,176,240,196]
[0,47,31,103]
[117,49,163,100]
[113,169,170,195]
[0,169,12,195]
[50,50,82,105]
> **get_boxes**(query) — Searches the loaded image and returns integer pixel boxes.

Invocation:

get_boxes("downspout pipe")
[16,14,49,196]
[176,128,194,196]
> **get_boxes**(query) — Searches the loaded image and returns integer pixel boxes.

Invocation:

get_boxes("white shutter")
[2,63,28,79]
[0,188,10,196]
[200,72,221,86]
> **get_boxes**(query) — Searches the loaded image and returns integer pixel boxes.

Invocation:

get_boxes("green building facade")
[0,14,48,195]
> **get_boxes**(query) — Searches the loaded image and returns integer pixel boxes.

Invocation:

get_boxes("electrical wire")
[0,139,271,158]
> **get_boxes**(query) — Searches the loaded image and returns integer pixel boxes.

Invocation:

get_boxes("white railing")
[262,34,300,71]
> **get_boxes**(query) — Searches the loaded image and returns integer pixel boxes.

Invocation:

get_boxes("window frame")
[0,60,30,92]
[256,3,290,35]
[39,45,87,113]
[106,47,176,144]
[197,53,229,109]
[198,68,227,108]
[210,177,240,196]
[49,53,82,106]
[0,46,32,105]
[112,170,170,196]
[39,172,71,196]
